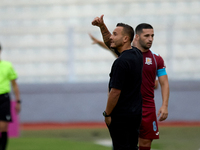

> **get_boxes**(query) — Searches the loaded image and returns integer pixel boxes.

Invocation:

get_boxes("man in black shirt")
[92,15,143,150]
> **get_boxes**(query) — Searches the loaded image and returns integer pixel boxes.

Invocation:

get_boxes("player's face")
[138,29,154,50]
[110,26,124,49]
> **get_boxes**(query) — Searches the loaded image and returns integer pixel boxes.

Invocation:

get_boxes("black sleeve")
[109,59,127,90]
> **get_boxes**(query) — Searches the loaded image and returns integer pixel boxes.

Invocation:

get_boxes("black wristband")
[16,100,21,104]
[103,111,111,117]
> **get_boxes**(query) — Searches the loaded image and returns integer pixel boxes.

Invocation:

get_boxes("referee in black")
[0,44,21,150]
[92,15,143,150]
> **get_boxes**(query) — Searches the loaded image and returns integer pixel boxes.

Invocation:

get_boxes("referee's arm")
[11,79,21,113]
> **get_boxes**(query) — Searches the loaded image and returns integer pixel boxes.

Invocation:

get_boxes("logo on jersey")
[145,57,152,65]
[153,121,157,131]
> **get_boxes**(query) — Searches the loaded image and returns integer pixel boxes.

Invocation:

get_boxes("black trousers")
[107,115,142,150]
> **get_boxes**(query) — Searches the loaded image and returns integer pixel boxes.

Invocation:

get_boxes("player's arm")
[11,79,21,113]
[91,14,112,48]
[89,33,118,58]
[157,74,169,121]
[89,33,109,50]
[105,88,121,126]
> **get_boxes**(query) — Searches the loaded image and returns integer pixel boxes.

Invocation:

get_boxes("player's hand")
[88,33,98,44]
[15,103,21,114]
[105,116,111,126]
[157,105,168,121]
[91,15,104,27]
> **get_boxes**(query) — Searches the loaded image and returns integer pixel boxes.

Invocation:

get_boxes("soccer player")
[92,17,143,150]
[91,15,170,150]
[0,44,21,150]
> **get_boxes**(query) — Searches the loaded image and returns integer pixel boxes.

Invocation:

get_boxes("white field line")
[95,139,112,147]
[95,139,158,150]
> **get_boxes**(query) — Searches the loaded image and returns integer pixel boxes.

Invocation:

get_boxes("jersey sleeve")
[8,63,18,80]
[156,55,167,77]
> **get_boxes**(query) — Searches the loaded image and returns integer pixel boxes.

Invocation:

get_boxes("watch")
[103,111,111,117]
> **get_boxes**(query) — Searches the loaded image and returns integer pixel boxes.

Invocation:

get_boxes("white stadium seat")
[0,0,199,82]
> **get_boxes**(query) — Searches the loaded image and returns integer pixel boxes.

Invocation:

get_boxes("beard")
[110,40,123,56]
[109,45,120,56]
[142,45,151,50]
[139,40,152,50]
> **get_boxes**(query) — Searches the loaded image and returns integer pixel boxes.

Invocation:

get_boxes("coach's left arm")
[157,75,170,121]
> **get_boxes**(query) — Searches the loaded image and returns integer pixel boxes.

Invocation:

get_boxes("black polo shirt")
[109,47,143,117]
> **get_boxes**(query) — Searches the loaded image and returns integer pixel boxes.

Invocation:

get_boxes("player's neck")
[137,45,149,53]
[141,49,149,53]
[118,45,132,54]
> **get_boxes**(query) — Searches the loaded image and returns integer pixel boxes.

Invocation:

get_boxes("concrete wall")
[12,80,200,123]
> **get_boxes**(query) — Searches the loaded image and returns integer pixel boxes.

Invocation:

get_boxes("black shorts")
[0,93,12,122]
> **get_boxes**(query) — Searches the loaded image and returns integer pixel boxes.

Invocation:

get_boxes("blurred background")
[0,0,200,123]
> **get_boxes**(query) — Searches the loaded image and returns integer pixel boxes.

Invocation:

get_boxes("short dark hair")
[116,23,134,43]
[135,23,153,35]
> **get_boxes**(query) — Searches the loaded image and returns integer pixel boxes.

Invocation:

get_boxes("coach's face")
[110,26,124,50]
[138,29,154,50]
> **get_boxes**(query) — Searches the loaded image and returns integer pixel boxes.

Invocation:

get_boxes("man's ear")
[135,34,139,40]
[123,36,129,43]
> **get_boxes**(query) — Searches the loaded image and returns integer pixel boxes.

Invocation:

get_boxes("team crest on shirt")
[145,57,152,65]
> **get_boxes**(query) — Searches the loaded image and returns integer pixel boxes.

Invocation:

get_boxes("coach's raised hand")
[91,15,111,48]
[92,14,105,27]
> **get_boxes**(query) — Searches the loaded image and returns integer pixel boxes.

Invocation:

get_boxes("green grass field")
[7,126,200,150]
